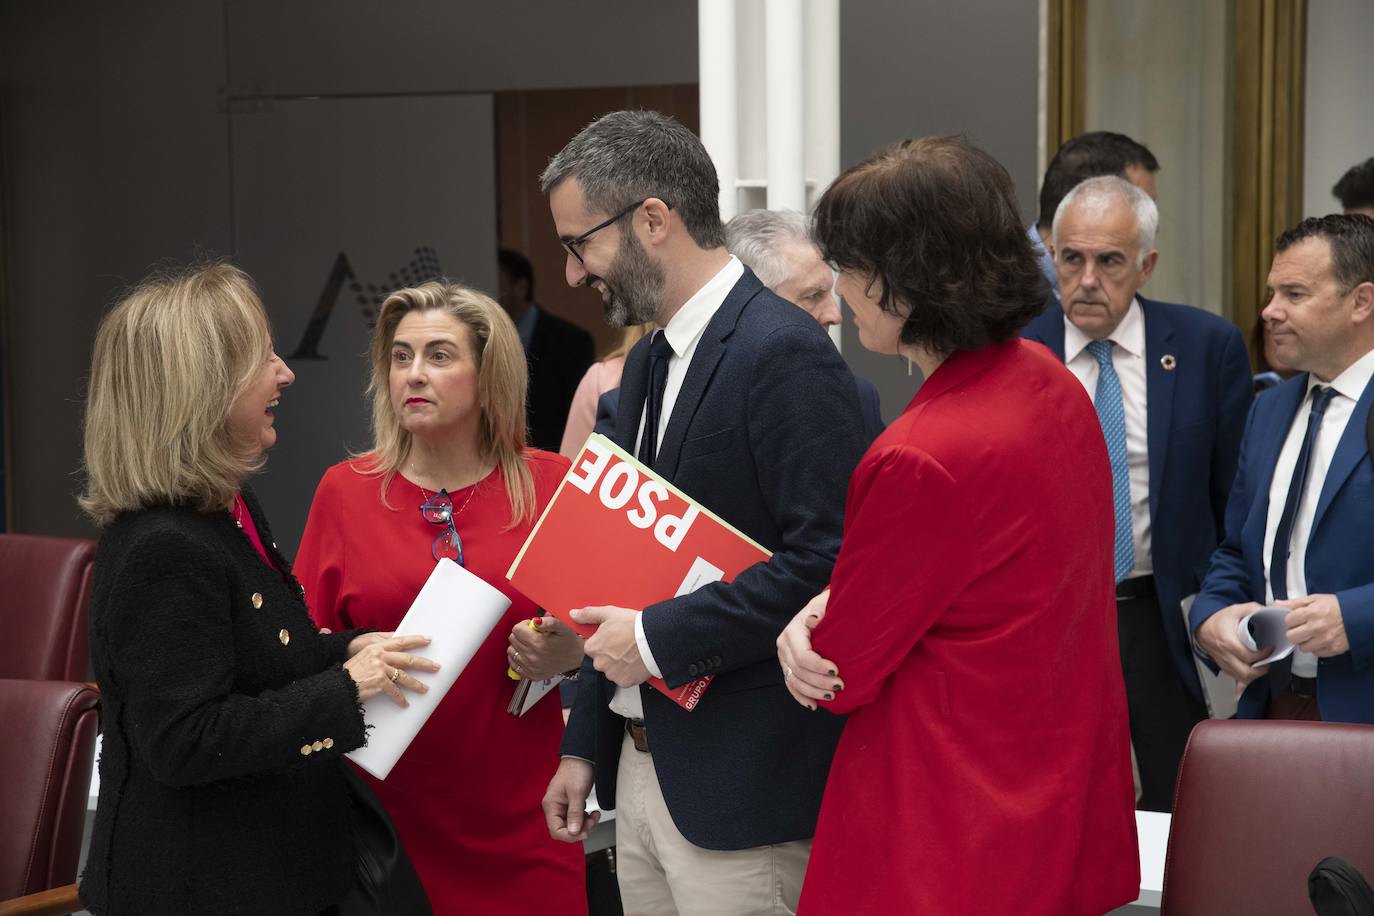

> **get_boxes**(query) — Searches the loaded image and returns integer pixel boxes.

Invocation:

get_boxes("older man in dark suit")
[538,110,867,916]
[1023,175,1252,812]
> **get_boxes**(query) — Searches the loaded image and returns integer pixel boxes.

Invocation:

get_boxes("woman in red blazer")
[778,137,1140,914]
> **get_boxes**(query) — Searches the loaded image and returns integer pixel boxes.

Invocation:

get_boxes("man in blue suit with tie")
[1193,214,1374,723]
[537,111,868,915]
[1023,176,1252,811]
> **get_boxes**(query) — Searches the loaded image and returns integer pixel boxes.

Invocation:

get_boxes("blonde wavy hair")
[358,281,535,527]
[80,261,274,526]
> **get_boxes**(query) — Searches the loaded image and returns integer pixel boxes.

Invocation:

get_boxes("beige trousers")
[613,733,811,916]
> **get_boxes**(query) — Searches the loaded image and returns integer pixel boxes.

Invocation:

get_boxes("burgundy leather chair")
[1162,718,1374,914]
[0,680,99,916]
[0,535,97,681]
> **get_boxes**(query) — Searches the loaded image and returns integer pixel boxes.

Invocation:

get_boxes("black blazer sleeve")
[105,527,367,787]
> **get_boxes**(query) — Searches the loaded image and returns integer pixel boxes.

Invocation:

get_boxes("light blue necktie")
[1087,339,1135,582]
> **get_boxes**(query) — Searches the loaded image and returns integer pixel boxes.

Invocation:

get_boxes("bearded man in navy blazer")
[537,110,867,916]
[1193,214,1374,724]
[1023,176,1252,812]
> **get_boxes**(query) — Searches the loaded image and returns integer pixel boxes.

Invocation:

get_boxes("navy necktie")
[1269,385,1336,600]
[1086,339,1135,582]
[637,331,673,469]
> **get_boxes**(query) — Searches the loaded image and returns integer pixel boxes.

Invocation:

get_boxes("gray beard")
[601,233,664,328]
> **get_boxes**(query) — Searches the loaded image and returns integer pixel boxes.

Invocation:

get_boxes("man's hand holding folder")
[570,605,651,687]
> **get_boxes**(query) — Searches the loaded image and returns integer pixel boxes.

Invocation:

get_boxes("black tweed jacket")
[80,489,369,916]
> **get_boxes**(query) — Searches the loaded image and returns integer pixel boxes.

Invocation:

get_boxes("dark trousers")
[1117,590,1207,813]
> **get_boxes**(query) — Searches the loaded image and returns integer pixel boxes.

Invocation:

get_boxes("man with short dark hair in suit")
[538,110,867,915]
[1023,175,1252,812]
[497,248,595,449]
[1193,214,1374,723]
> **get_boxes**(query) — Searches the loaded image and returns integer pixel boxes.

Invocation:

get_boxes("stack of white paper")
[1237,605,1297,667]
[348,558,510,779]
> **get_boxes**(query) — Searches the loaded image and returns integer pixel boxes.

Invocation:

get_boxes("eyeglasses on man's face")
[560,198,648,266]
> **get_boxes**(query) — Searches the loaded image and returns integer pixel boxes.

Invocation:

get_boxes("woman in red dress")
[777,138,1140,914]
[295,282,587,915]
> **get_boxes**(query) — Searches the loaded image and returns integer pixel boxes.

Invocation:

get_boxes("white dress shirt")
[1263,347,1374,677]
[1063,300,1153,578]
[609,255,745,720]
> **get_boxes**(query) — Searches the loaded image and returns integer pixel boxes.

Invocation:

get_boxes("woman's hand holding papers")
[777,590,844,710]
[344,634,440,705]
[507,616,585,680]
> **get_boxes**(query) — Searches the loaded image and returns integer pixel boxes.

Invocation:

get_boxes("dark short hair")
[1333,158,1374,212]
[813,136,1047,355]
[1275,214,1374,291]
[1037,131,1159,229]
[497,248,534,299]
[539,110,727,250]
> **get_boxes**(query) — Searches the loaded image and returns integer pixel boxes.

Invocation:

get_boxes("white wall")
[1303,0,1374,218]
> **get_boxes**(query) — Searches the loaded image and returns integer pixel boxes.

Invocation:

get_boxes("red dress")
[802,341,1139,915]
[295,451,586,916]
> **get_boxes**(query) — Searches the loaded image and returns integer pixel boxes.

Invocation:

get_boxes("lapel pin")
[1160,354,1177,371]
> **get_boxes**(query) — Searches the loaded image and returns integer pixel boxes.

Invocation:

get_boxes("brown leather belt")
[626,718,649,753]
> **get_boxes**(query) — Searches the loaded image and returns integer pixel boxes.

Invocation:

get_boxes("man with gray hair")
[725,208,884,438]
[538,110,868,915]
[1023,175,1252,812]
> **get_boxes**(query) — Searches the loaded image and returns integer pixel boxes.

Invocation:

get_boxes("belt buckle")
[1289,675,1317,699]
[626,718,649,753]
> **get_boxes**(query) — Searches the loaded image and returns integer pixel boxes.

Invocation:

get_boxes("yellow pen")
[508,616,543,680]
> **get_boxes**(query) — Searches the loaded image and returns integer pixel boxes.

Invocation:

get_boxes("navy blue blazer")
[1023,297,1252,704]
[593,361,884,442]
[1192,372,1374,722]
[563,267,868,850]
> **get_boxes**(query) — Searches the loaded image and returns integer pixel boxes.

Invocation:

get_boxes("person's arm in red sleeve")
[296,467,359,662]
[811,445,975,714]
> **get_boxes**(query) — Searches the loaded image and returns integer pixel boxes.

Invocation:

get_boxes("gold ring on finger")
[390,668,401,684]
[784,666,793,679]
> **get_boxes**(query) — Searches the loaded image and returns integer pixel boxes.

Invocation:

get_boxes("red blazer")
[802,341,1139,915]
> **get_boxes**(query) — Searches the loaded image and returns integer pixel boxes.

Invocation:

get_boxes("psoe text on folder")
[506,434,771,711]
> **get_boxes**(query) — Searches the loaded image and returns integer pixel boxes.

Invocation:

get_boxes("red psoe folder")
[507,434,772,710]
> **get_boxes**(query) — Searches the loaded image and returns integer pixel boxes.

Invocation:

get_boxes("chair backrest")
[1162,719,1374,914]
[0,679,100,900]
[0,534,97,681]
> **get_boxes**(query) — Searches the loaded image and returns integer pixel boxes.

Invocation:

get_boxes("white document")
[675,556,725,597]
[348,558,510,779]
[1237,605,1296,667]
[507,674,563,717]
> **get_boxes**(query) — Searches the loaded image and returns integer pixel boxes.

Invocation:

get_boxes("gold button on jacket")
[300,744,312,756]
[251,592,263,609]
[322,737,334,749]
[312,740,324,752]
[278,628,290,646]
